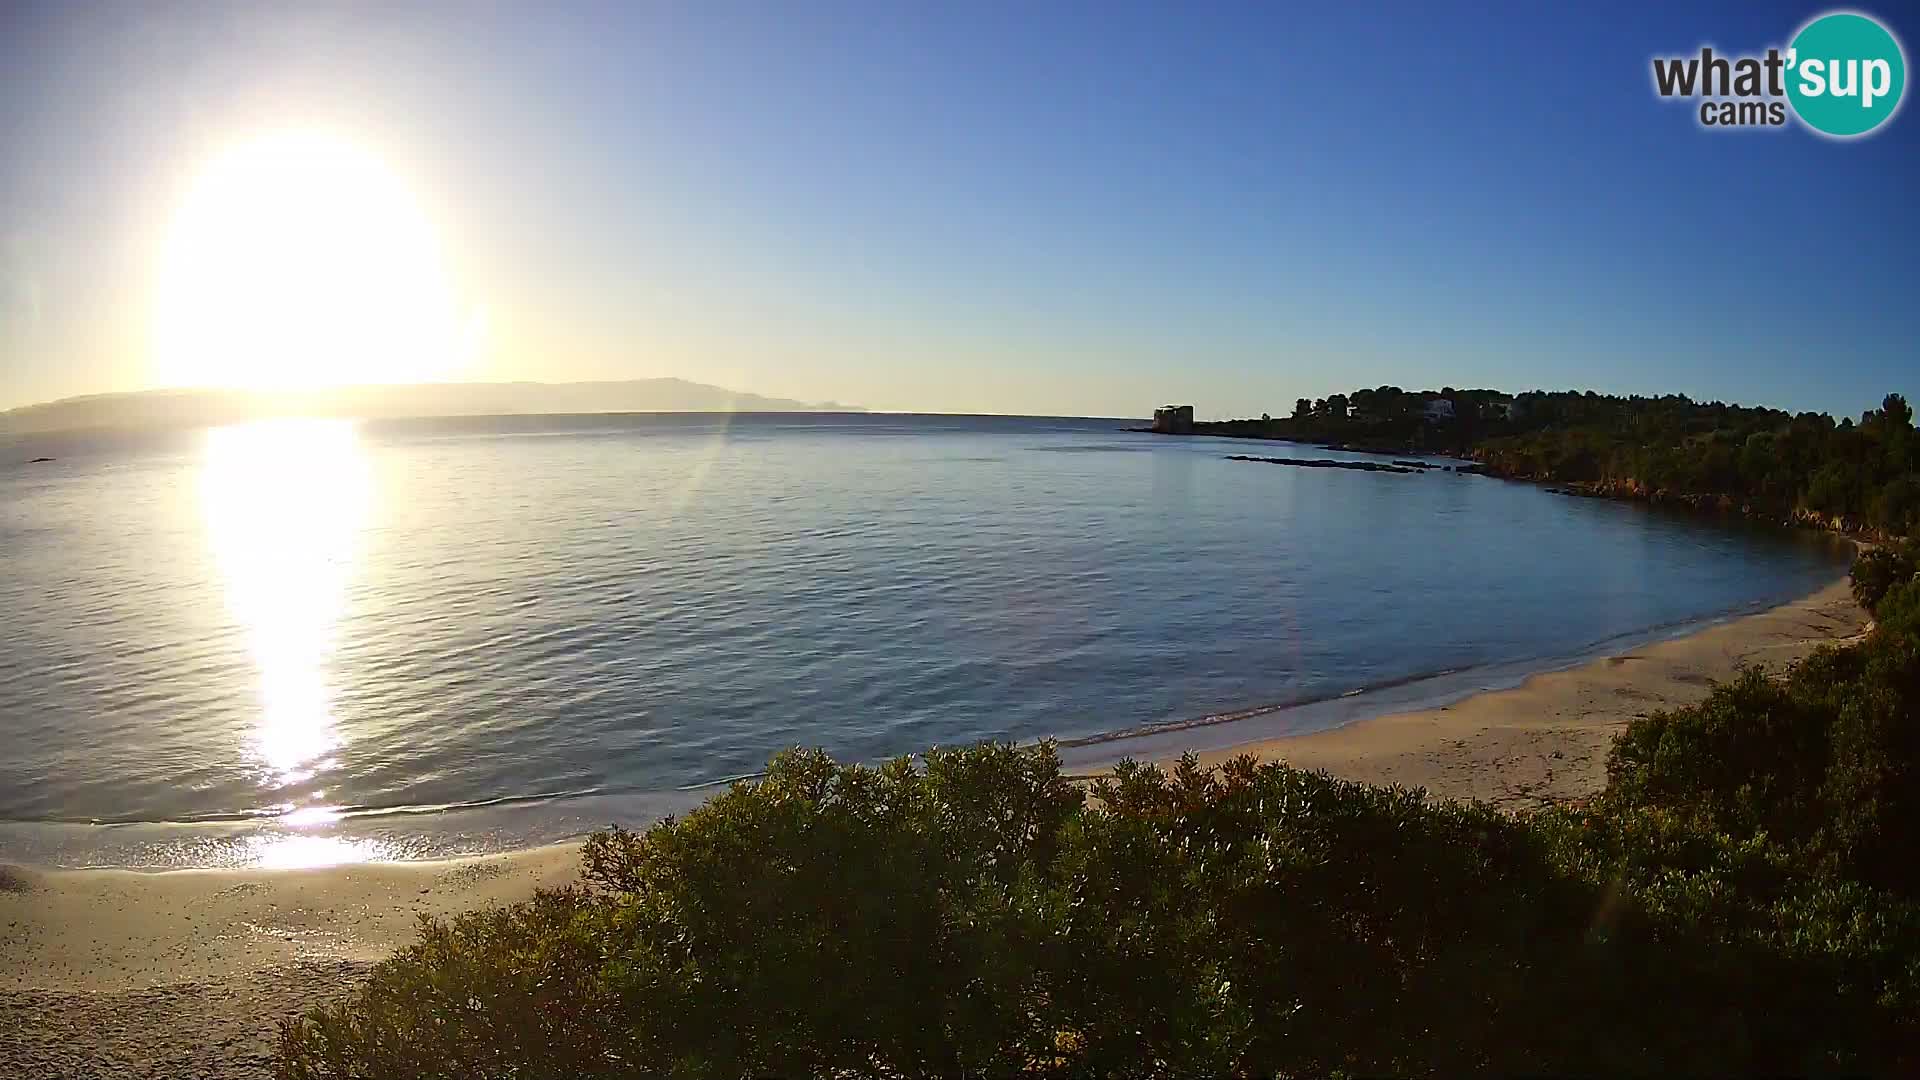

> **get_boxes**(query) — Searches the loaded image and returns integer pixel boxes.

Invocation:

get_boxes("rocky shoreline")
[1523,476,1878,540]
[1138,425,1879,545]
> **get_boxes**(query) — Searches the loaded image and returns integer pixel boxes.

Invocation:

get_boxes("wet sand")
[0,577,1869,1076]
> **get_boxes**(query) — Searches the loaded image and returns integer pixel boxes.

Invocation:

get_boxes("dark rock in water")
[27,456,54,463]
[1226,454,1421,474]
[1391,459,1429,470]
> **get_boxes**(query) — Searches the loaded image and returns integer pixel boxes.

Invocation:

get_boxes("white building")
[1422,398,1455,422]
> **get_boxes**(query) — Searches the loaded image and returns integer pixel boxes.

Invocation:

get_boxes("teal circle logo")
[1787,12,1907,137]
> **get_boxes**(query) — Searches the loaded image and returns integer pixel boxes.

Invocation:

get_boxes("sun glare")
[155,131,474,391]
[202,417,374,865]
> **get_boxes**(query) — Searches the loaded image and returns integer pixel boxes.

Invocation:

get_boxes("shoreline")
[1167,575,1867,809]
[4,575,1868,981]
[0,574,1871,1074]
[1051,571,1849,770]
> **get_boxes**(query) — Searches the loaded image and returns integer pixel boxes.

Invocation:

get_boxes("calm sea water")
[0,413,1849,868]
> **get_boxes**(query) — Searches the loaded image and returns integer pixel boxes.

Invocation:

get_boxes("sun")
[153,131,475,391]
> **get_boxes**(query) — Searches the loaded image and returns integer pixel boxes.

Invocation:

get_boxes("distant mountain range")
[0,379,865,434]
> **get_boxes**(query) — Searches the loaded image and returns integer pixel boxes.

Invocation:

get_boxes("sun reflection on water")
[245,831,391,870]
[202,418,372,867]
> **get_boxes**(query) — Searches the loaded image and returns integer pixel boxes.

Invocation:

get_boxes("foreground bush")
[1878,577,1920,639]
[1605,609,1920,898]
[279,733,1920,1076]
[1851,539,1920,613]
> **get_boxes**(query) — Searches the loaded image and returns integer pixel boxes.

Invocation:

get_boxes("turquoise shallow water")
[0,413,1849,867]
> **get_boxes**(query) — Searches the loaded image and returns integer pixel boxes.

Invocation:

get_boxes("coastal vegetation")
[277,553,1920,1078]
[1852,539,1920,611]
[1203,388,1918,536]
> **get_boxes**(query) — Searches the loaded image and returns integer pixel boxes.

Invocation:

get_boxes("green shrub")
[275,886,636,1079]
[278,741,1920,1077]
[1876,577,1920,639]
[1817,629,1920,896]
[1605,667,1832,841]
[280,744,1081,1079]
[1851,541,1919,613]
[1531,802,1920,1068]
[1602,606,1920,900]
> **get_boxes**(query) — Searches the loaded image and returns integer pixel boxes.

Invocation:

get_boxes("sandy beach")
[0,846,582,1077]
[1174,576,1869,809]
[0,576,1870,1077]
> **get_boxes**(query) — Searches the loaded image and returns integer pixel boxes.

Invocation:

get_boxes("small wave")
[333,788,606,820]
[16,787,606,829]
[1051,664,1477,750]
[677,771,765,791]
[1053,595,1817,757]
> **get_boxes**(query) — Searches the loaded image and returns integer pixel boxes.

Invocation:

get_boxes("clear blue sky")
[1,1,1915,418]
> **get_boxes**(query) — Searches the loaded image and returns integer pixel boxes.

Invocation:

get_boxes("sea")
[0,412,1851,868]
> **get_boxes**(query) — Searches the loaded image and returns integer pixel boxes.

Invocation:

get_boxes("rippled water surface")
[0,413,1849,866]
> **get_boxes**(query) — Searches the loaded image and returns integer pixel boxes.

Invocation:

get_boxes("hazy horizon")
[0,376,883,436]
[3,375,1898,432]
[3,2,1915,419]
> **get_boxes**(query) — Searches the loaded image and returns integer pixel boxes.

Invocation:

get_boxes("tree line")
[1228,387,1917,536]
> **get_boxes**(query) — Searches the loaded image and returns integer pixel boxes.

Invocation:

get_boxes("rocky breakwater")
[1226,455,1422,474]
[1226,454,1487,476]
